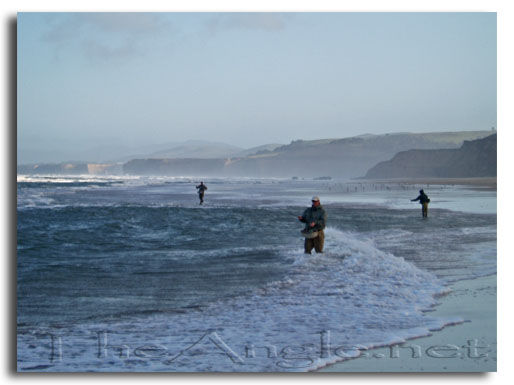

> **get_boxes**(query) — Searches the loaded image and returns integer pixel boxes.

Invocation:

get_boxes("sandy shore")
[318,274,497,372]
[359,177,497,191]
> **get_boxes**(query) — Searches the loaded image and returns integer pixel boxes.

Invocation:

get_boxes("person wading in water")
[411,189,430,218]
[196,182,208,205]
[298,196,327,254]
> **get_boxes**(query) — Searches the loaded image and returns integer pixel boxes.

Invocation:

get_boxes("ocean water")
[17,175,497,372]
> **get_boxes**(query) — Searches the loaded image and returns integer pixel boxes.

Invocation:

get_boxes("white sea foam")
[17,174,136,184]
[18,228,457,372]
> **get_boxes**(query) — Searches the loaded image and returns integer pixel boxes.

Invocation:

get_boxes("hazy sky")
[17,12,497,163]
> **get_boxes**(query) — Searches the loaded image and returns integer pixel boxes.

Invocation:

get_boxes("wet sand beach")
[318,274,497,372]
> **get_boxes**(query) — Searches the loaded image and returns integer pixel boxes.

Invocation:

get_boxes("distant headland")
[18,130,496,180]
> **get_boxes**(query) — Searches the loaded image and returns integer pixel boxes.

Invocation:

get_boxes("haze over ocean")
[17,12,496,164]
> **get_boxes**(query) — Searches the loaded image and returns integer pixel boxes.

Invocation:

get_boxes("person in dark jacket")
[411,189,430,218]
[298,196,327,254]
[196,182,207,205]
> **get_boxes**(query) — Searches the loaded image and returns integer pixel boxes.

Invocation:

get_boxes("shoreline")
[356,177,496,191]
[317,274,497,372]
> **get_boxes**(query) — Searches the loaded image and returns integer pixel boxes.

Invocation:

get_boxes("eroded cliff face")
[17,163,122,175]
[17,163,90,175]
[87,164,123,175]
[364,134,497,179]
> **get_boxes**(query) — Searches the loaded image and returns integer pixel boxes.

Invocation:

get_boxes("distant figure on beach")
[196,182,208,205]
[298,196,327,254]
[411,189,430,218]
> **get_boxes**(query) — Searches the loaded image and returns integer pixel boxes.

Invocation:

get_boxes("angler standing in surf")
[196,181,208,205]
[298,196,327,254]
[411,189,430,218]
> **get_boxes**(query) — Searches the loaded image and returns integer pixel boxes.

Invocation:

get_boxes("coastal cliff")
[123,131,492,178]
[364,134,496,179]
[17,163,122,175]
[18,131,494,178]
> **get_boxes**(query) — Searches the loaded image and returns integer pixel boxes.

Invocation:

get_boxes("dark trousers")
[305,230,325,254]
[199,192,204,203]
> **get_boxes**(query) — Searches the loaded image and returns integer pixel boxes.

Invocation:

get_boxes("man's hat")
[312,196,320,202]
